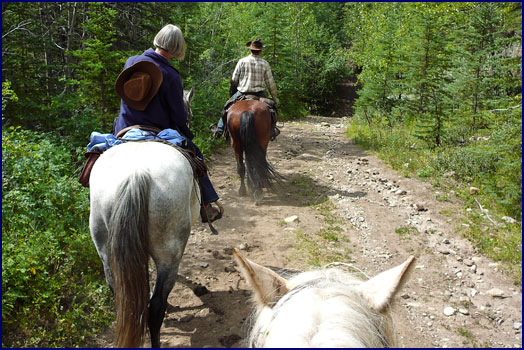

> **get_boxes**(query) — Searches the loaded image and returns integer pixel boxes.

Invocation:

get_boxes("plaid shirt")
[231,54,277,98]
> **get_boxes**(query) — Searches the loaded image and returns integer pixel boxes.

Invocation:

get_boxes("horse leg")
[148,224,190,348]
[234,146,247,196]
[148,264,178,348]
[253,187,264,201]
[251,149,265,201]
[237,161,247,196]
[89,216,115,294]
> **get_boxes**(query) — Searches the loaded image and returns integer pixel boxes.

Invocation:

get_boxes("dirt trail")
[97,115,522,348]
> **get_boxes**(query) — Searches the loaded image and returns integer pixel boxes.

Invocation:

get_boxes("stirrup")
[270,126,280,141]
[209,124,224,139]
[214,129,224,139]
[201,201,224,223]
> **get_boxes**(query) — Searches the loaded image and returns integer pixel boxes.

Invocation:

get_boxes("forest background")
[1,2,521,347]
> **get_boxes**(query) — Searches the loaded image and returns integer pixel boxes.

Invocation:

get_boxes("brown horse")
[226,99,282,200]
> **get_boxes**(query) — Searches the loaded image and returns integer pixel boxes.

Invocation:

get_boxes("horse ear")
[187,87,194,103]
[232,248,289,309]
[357,256,416,313]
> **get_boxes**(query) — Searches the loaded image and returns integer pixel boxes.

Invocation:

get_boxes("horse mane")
[247,268,395,348]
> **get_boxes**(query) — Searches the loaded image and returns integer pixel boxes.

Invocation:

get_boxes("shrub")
[2,127,113,347]
[345,113,521,278]
[433,145,499,183]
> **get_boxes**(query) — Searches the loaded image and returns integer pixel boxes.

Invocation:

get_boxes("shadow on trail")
[256,172,368,208]
[164,264,306,348]
[160,276,251,348]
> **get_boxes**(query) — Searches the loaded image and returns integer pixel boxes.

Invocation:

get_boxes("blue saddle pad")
[87,128,187,153]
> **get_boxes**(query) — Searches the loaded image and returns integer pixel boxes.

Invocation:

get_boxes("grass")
[395,226,419,239]
[290,174,325,206]
[318,227,342,242]
[346,119,522,285]
[457,213,522,283]
[287,174,352,266]
[435,192,451,202]
[291,199,352,267]
[457,327,477,347]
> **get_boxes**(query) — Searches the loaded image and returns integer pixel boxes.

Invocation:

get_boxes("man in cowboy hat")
[113,24,222,223]
[212,38,280,140]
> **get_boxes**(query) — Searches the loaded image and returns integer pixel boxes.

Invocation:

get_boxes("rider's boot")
[201,202,223,223]
[212,111,228,139]
[209,120,224,139]
[214,127,224,139]
[270,123,280,141]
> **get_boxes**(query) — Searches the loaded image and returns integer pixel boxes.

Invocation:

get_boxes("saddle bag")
[78,150,102,187]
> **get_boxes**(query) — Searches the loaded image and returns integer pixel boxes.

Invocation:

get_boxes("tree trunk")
[62,2,78,93]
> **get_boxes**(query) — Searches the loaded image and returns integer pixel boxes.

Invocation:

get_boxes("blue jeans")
[217,90,267,130]
[186,139,219,204]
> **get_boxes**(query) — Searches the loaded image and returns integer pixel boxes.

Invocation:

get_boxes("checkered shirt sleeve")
[232,55,277,98]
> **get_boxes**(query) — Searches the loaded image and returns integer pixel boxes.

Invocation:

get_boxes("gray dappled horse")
[89,90,198,347]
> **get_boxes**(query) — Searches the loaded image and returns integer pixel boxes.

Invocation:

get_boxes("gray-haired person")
[113,24,222,222]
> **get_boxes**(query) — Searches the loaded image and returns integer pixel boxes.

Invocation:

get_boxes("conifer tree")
[449,2,508,131]
[403,3,454,146]
[348,3,406,126]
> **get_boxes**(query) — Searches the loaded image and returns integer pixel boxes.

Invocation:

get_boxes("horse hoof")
[253,189,264,201]
[238,188,247,196]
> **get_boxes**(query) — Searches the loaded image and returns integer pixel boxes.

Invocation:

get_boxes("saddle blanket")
[87,128,187,153]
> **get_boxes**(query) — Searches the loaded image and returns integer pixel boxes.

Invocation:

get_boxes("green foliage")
[2,2,351,141]
[2,80,18,112]
[402,4,455,146]
[349,2,407,126]
[346,3,521,276]
[348,2,521,147]
[2,128,114,347]
[346,114,522,278]
[69,3,123,131]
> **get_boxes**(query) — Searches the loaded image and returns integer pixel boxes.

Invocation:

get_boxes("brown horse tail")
[108,170,151,348]
[240,111,283,190]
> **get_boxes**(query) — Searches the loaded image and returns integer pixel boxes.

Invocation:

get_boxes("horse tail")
[108,170,151,348]
[240,111,282,190]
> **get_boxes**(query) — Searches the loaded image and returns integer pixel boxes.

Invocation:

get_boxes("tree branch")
[2,20,33,39]
[489,104,522,112]
[474,198,501,227]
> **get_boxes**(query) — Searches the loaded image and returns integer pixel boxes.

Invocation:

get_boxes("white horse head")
[233,249,415,348]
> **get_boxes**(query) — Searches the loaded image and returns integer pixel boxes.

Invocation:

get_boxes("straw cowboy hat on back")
[115,60,163,111]
[246,38,265,51]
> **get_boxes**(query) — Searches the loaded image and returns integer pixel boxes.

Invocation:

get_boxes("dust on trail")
[97,115,522,348]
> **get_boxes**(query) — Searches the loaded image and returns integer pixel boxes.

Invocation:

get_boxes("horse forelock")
[248,268,394,348]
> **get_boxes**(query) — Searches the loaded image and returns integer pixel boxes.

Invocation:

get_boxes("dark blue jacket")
[113,48,194,139]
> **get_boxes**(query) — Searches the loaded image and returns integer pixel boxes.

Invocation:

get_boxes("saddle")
[78,125,208,188]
